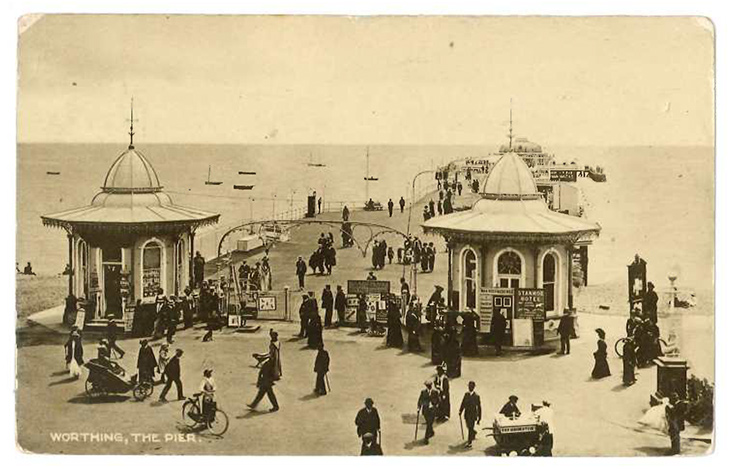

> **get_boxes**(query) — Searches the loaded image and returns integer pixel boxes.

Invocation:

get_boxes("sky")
[17,15,714,146]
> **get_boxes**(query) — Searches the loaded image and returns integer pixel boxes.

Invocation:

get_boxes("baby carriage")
[84,359,154,401]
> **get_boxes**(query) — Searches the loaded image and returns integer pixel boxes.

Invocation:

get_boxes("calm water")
[17,143,714,295]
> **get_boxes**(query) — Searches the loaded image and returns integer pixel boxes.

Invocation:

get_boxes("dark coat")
[64,336,84,365]
[314,349,330,374]
[499,401,521,418]
[418,388,439,411]
[257,359,277,389]
[355,407,381,437]
[491,312,507,336]
[137,345,157,371]
[459,391,482,423]
[557,315,574,337]
[360,441,383,456]
[321,289,334,311]
[296,260,307,276]
[164,356,181,380]
[335,291,347,312]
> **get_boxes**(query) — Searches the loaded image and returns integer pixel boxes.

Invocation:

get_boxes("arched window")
[461,248,478,310]
[142,240,163,298]
[543,252,557,312]
[496,250,523,289]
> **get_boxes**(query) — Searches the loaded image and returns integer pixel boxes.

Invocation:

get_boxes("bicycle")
[614,336,668,358]
[182,392,229,436]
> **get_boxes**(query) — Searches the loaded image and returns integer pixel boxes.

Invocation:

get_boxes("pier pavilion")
[422,152,600,348]
[42,130,219,329]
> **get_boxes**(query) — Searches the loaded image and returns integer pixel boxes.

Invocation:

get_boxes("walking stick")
[325,373,331,392]
[459,413,465,440]
[414,408,420,441]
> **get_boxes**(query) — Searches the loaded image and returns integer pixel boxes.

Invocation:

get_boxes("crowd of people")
[397,236,437,273]
[237,256,273,291]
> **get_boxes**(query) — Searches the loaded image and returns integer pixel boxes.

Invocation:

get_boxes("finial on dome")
[127,97,137,149]
[508,98,514,151]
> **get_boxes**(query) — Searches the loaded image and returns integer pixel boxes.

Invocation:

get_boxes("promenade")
[17,202,712,456]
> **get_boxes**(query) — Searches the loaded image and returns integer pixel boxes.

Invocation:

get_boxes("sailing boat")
[205,165,223,185]
[364,147,378,181]
[307,152,326,168]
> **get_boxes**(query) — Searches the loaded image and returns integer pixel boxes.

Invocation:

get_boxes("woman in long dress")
[385,299,403,348]
[622,337,637,386]
[591,328,611,379]
[64,329,84,378]
[269,331,282,381]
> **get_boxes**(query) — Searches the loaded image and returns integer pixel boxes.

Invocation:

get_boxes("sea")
[16,143,714,298]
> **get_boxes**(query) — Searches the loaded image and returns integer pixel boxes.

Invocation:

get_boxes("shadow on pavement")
[446,442,473,454]
[299,392,321,402]
[402,439,426,451]
[49,376,81,387]
[633,445,670,456]
[67,394,129,404]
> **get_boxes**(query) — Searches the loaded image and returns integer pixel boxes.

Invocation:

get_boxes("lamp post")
[667,271,681,354]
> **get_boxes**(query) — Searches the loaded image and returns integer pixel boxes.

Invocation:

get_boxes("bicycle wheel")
[207,409,229,436]
[614,338,626,358]
[182,400,200,429]
[133,382,153,401]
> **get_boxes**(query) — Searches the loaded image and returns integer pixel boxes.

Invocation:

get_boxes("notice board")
[478,287,514,332]
[348,280,391,295]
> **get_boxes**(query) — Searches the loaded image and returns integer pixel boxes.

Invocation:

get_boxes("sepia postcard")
[15,15,714,456]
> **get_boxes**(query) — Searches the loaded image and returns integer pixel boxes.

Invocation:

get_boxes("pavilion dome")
[481,151,540,200]
[498,137,543,153]
[101,146,162,193]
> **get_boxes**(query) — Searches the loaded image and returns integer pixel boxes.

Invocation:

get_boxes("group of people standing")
[237,256,273,291]
[399,236,437,273]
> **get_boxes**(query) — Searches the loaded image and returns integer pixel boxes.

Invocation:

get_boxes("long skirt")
[622,357,636,385]
[592,353,611,379]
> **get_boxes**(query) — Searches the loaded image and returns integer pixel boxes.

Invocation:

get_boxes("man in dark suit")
[248,357,280,412]
[298,294,310,338]
[557,309,575,355]
[158,349,184,402]
[459,381,482,448]
[418,380,439,444]
[313,342,330,395]
[355,398,381,442]
[387,198,394,217]
[399,196,406,213]
[334,285,347,326]
[295,256,307,291]
[491,309,507,356]
[321,285,334,327]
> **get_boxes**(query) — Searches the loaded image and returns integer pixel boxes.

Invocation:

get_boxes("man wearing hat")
[360,432,383,456]
[298,294,311,338]
[500,395,521,419]
[643,281,659,324]
[313,342,330,395]
[136,339,157,384]
[459,381,482,448]
[417,380,439,444]
[166,297,179,344]
[490,309,507,356]
[534,400,555,456]
[406,302,423,352]
[105,317,125,359]
[355,398,381,442]
[434,365,451,421]
[557,309,574,355]
[296,255,307,291]
[159,349,185,402]
[248,356,280,412]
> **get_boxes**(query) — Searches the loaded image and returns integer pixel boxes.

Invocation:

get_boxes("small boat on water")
[233,185,255,190]
[205,166,223,185]
[238,171,257,175]
[46,171,61,175]
[307,152,327,167]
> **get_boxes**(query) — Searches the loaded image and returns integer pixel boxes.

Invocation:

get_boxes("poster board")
[228,314,241,328]
[123,304,135,332]
[348,280,390,295]
[549,169,577,182]
[515,289,546,320]
[345,294,359,322]
[512,319,534,347]
[258,295,276,311]
[366,293,380,321]
[478,287,514,332]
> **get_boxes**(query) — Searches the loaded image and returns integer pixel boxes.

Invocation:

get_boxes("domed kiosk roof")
[42,143,219,233]
[422,152,600,243]
[102,147,162,193]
